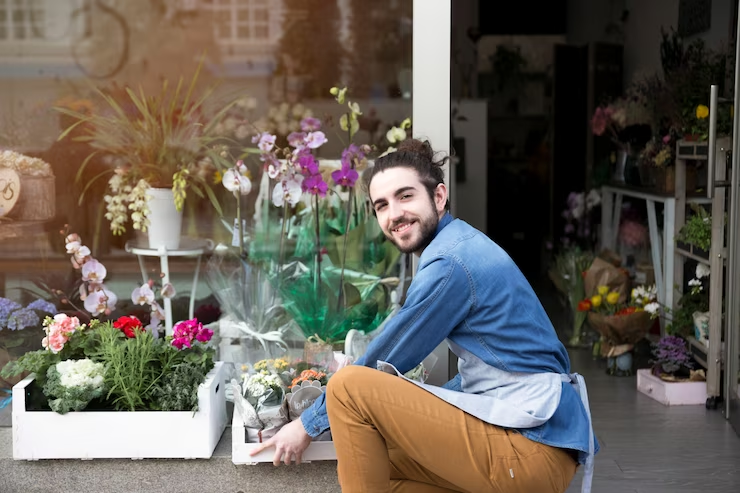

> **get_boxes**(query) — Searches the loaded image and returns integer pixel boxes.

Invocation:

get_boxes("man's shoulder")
[427,219,486,255]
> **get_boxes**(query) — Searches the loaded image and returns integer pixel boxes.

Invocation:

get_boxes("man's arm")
[300,255,473,437]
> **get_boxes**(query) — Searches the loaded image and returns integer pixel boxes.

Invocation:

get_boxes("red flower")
[615,306,638,316]
[577,299,592,312]
[113,315,143,338]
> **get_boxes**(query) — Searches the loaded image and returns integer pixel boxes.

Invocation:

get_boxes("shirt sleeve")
[300,255,473,437]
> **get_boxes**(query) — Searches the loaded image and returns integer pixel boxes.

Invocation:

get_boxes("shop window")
[202,0,279,45]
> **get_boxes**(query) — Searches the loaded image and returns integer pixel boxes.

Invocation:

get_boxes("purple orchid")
[332,163,359,188]
[302,173,328,197]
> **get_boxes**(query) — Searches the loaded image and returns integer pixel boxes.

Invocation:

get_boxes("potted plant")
[55,58,234,249]
[675,203,712,258]
[1,313,228,459]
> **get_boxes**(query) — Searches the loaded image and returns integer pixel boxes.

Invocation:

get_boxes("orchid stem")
[237,192,244,258]
[314,194,321,296]
[336,184,355,312]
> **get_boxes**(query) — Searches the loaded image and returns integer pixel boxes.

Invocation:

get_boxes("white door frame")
[412,0,453,385]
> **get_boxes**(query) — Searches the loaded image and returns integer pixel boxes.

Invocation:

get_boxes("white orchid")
[222,161,252,195]
[83,288,117,316]
[386,126,407,144]
[81,259,107,283]
[131,283,155,305]
[272,175,304,208]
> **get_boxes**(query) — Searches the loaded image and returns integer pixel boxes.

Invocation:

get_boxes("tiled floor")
[531,278,740,493]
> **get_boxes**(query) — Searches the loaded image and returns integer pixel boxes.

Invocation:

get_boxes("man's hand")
[249,418,313,466]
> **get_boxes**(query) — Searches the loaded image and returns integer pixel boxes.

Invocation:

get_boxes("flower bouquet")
[579,257,656,375]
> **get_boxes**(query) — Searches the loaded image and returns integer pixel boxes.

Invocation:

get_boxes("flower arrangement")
[639,133,676,168]
[0,314,215,413]
[238,86,403,346]
[591,91,651,150]
[650,335,695,381]
[0,150,53,177]
[547,247,594,347]
[56,58,233,235]
[558,189,601,251]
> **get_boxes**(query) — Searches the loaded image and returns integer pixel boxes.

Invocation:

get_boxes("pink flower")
[171,318,212,350]
[591,107,608,136]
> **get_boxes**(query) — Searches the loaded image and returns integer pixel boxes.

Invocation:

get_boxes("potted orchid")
[246,87,403,355]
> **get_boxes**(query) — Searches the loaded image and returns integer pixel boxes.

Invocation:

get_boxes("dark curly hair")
[361,138,449,208]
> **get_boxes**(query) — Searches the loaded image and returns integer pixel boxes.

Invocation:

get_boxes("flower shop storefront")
[0,0,454,489]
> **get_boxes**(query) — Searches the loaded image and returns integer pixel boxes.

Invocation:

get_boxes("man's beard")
[386,208,439,254]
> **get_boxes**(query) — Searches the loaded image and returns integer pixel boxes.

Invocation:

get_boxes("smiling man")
[251,138,597,493]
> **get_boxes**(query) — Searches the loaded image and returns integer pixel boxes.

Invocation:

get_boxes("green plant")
[675,203,711,251]
[490,44,527,92]
[56,56,234,235]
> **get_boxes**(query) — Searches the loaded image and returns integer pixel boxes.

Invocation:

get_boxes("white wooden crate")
[12,361,229,460]
[231,411,337,464]
[636,368,707,406]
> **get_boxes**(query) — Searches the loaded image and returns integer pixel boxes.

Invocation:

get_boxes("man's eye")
[375,204,386,212]
[401,194,411,200]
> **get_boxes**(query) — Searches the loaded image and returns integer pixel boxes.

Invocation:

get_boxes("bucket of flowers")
[578,283,657,376]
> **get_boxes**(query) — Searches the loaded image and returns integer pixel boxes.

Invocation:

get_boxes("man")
[251,139,597,493]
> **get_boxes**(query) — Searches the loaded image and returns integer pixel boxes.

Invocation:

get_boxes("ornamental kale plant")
[650,335,693,375]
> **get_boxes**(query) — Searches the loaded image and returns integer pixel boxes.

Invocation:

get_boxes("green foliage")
[675,203,711,251]
[151,363,205,412]
[43,362,106,414]
[665,289,710,338]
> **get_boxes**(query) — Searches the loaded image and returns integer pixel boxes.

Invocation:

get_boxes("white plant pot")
[636,368,707,406]
[146,187,183,250]
[231,410,336,464]
[11,361,229,460]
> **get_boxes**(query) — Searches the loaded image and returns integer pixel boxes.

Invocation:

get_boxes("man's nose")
[387,201,403,221]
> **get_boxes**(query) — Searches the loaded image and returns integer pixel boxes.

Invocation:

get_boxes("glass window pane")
[253,8,267,22]
[0,0,417,407]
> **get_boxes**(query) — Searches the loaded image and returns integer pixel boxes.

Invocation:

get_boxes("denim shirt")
[301,214,598,485]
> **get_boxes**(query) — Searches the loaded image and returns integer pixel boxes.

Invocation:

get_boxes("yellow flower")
[696,104,709,119]
[213,170,222,184]
[606,291,620,305]
[591,295,602,307]
[597,286,609,296]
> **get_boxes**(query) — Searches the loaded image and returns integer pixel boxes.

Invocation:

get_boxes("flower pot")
[303,340,335,367]
[636,368,707,406]
[10,361,229,459]
[7,175,55,221]
[611,148,628,184]
[146,187,183,250]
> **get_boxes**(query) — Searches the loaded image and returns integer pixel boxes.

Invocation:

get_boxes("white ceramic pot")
[146,187,183,249]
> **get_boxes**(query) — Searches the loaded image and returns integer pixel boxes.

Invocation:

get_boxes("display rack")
[673,86,730,409]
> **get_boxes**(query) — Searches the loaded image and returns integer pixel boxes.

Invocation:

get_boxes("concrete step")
[0,426,340,493]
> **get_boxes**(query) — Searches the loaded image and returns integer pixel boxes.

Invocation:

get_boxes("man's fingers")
[294,450,303,465]
[249,437,275,456]
[273,447,282,467]
[283,449,292,466]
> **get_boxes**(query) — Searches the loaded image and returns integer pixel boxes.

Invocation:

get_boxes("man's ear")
[435,183,448,215]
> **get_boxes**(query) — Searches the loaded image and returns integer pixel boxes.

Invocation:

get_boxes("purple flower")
[6,308,40,331]
[0,297,22,329]
[302,173,328,197]
[341,144,365,168]
[287,131,307,148]
[331,164,359,188]
[26,299,57,315]
[296,153,319,175]
[300,117,321,132]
